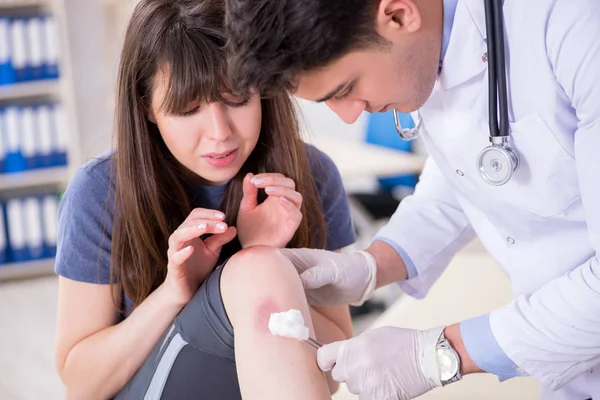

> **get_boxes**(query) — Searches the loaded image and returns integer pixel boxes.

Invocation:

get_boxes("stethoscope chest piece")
[477,144,519,186]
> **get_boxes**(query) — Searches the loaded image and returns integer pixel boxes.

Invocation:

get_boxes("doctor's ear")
[376,0,422,40]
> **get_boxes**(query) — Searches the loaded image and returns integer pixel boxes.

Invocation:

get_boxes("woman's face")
[149,70,262,186]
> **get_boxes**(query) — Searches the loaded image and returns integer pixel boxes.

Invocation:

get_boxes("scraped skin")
[221,246,331,400]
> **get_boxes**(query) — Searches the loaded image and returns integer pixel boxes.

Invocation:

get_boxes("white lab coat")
[376,0,600,398]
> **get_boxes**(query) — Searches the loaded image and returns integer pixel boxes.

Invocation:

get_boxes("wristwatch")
[435,331,462,386]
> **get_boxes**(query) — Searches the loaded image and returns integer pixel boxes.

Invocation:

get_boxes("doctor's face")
[294,41,440,124]
[293,0,442,124]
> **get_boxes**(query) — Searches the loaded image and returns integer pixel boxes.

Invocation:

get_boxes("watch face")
[437,348,459,381]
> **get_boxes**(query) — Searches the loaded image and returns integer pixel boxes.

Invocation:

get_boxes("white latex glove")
[317,326,445,400]
[278,248,377,306]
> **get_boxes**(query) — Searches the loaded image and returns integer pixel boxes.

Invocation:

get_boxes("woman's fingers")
[280,196,303,220]
[187,207,226,221]
[168,220,229,250]
[169,245,195,267]
[251,173,295,190]
[204,226,238,254]
[265,186,303,208]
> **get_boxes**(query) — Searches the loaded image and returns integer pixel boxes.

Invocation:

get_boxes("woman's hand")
[237,172,303,248]
[163,208,237,305]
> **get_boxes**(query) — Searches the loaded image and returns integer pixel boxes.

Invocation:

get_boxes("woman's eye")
[181,105,200,116]
[227,98,251,108]
[223,93,251,108]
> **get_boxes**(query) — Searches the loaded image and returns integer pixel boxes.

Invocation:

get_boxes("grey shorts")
[115,262,241,399]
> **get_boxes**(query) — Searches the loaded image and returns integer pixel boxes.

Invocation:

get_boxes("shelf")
[0,80,59,102]
[0,166,68,191]
[0,0,49,9]
[0,258,55,282]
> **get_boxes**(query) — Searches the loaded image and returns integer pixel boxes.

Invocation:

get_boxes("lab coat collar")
[437,0,488,91]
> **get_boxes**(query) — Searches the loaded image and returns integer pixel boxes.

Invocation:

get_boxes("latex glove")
[318,326,445,400]
[237,172,302,248]
[279,248,377,306]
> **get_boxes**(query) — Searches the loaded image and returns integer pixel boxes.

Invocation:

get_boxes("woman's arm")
[55,278,185,400]
[308,249,353,394]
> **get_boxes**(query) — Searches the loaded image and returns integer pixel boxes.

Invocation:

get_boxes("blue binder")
[23,196,44,260]
[0,202,7,265]
[42,15,59,80]
[10,18,29,82]
[2,106,27,173]
[27,17,45,81]
[6,198,27,262]
[41,195,58,258]
[51,103,67,166]
[0,17,14,85]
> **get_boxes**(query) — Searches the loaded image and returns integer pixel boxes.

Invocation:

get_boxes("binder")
[21,106,38,170]
[0,17,13,85]
[0,203,6,265]
[0,107,5,173]
[42,15,59,80]
[26,17,45,81]
[6,198,27,262]
[37,104,54,167]
[51,103,67,166]
[3,106,26,173]
[9,18,28,82]
[42,195,58,258]
[23,196,44,260]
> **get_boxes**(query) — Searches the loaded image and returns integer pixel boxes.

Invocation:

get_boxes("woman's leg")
[116,245,330,400]
[220,245,331,400]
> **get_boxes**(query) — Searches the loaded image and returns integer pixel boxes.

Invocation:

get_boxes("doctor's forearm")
[366,240,409,288]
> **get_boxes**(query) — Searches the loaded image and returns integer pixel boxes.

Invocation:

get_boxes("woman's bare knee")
[220,245,311,333]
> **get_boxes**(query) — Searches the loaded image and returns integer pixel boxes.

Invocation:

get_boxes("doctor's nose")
[205,103,233,142]
[325,99,366,124]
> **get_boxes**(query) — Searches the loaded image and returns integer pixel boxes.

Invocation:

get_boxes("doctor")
[225,0,600,399]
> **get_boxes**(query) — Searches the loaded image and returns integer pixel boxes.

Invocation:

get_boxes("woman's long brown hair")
[110,0,327,309]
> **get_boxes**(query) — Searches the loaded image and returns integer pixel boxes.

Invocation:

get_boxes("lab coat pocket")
[501,113,580,217]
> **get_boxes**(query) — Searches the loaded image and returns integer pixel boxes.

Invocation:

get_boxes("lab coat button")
[588,369,594,374]
[482,52,488,62]
[456,169,464,176]
[506,237,515,244]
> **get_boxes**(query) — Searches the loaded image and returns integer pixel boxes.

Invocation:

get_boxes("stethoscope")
[393,0,519,186]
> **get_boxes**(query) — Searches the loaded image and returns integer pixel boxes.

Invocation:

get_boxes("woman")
[53,0,355,399]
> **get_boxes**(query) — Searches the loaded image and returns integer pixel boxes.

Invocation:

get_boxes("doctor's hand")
[237,172,302,248]
[318,326,445,400]
[278,248,377,306]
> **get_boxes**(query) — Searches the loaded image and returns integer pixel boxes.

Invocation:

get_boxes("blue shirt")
[55,143,357,316]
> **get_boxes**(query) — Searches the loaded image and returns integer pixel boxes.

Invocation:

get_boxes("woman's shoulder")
[303,142,339,184]
[60,152,116,219]
[69,153,114,192]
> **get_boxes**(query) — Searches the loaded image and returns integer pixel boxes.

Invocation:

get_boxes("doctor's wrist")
[365,240,409,288]
[444,324,482,375]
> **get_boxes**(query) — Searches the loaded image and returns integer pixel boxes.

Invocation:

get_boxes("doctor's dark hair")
[110,0,327,309]
[225,0,384,94]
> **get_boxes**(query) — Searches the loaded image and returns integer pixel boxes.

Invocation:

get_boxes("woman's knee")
[220,246,310,330]
[221,245,301,293]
